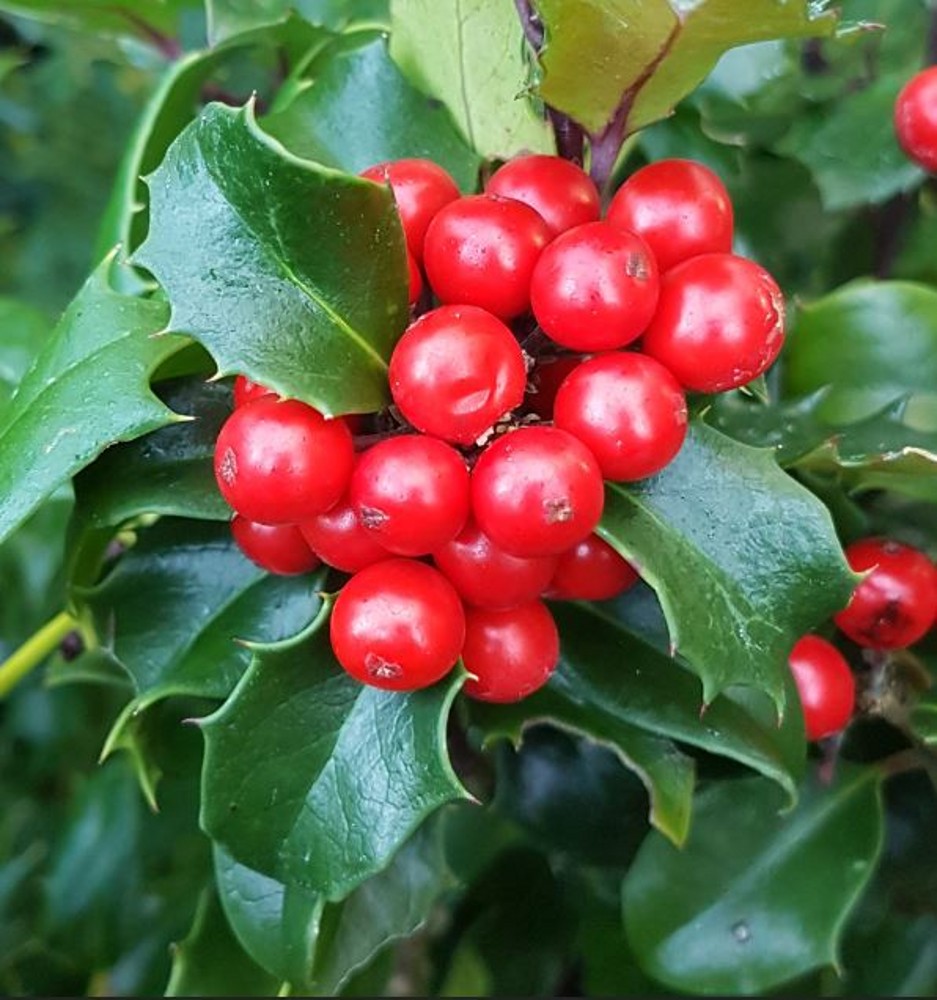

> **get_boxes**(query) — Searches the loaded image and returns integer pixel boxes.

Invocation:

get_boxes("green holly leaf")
[215,821,454,993]
[135,100,408,416]
[0,258,188,547]
[784,279,937,427]
[263,35,481,191]
[389,0,554,160]
[600,421,856,714]
[200,618,468,899]
[532,0,839,136]
[623,765,884,994]
[165,887,279,997]
[206,0,387,43]
[73,378,232,531]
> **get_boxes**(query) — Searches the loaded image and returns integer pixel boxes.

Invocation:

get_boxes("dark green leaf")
[784,279,937,427]
[216,821,454,993]
[73,378,232,530]
[165,887,279,997]
[0,297,49,408]
[389,0,553,159]
[207,0,387,43]
[201,620,468,899]
[263,35,480,190]
[838,911,937,996]
[135,100,408,416]
[533,0,838,136]
[601,421,856,713]
[623,766,884,994]
[0,258,187,546]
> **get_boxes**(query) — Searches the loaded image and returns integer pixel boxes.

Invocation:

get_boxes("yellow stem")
[0,610,77,699]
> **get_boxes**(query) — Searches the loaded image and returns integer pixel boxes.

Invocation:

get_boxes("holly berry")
[834,538,937,649]
[350,435,470,556]
[360,158,460,262]
[641,253,785,393]
[529,222,659,351]
[894,67,937,173]
[462,601,560,703]
[486,154,601,237]
[553,352,688,481]
[472,426,605,558]
[525,354,581,420]
[423,194,551,319]
[214,397,354,524]
[433,519,558,609]
[607,158,734,273]
[231,516,321,576]
[546,534,638,601]
[787,635,855,741]
[300,495,390,574]
[233,375,275,408]
[330,559,465,691]
[388,305,527,445]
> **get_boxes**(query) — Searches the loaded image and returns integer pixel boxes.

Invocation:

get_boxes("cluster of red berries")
[788,538,937,742]
[212,151,788,703]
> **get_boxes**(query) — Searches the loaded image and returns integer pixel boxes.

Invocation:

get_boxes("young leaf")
[389,0,554,160]
[135,100,408,416]
[0,258,187,547]
[263,35,481,190]
[784,280,937,427]
[200,619,468,900]
[206,0,387,43]
[600,421,857,714]
[623,766,884,994]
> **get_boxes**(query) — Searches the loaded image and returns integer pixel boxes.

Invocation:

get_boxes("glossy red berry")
[553,352,688,481]
[486,154,601,237]
[423,194,551,320]
[472,426,605,558]
[389,305,527,446]
[788,635,855,741]
[231,516,321,576]
[360,158,460,262]
[330,559,465,691]
[607,158,734,273]
[530,222,659,351]
[642,253,785,393]
[433,519,558,609]
[834,538,937,649]
[300,495,390,574]
[214,398,354,524]
[546,534,638,601]
[525,355,581,420]
[350,435,470,556]
[233,375,275,408]
[407,249,423,306]
[894,67,937,173]
[462,601,560,703]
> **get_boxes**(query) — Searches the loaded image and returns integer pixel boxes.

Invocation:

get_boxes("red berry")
[642,253,785,393]
[350,435,470,556]
[433,519,558,609]
[894,67,937,173]
[407,248,423,306]
[462,601,560,703]
[214,397,354,524]
[546,534,638,601]
[834,538,937,649]
[486,154,601,237]
[231,515,321,576]
[360,158,460,262]
[530,222,659,351]
[607,158,734,273]
[233,375,276,408]
[300,494,390,574]
[553,352,688,481]
[389,305,527,446]
[525,355,581,420]
[472,426,605,558]
[330,559,465,691]
[423,194,551,320]
[788,635,855,741]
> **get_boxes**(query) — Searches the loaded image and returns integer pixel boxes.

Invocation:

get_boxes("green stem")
[0,611,77,699]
